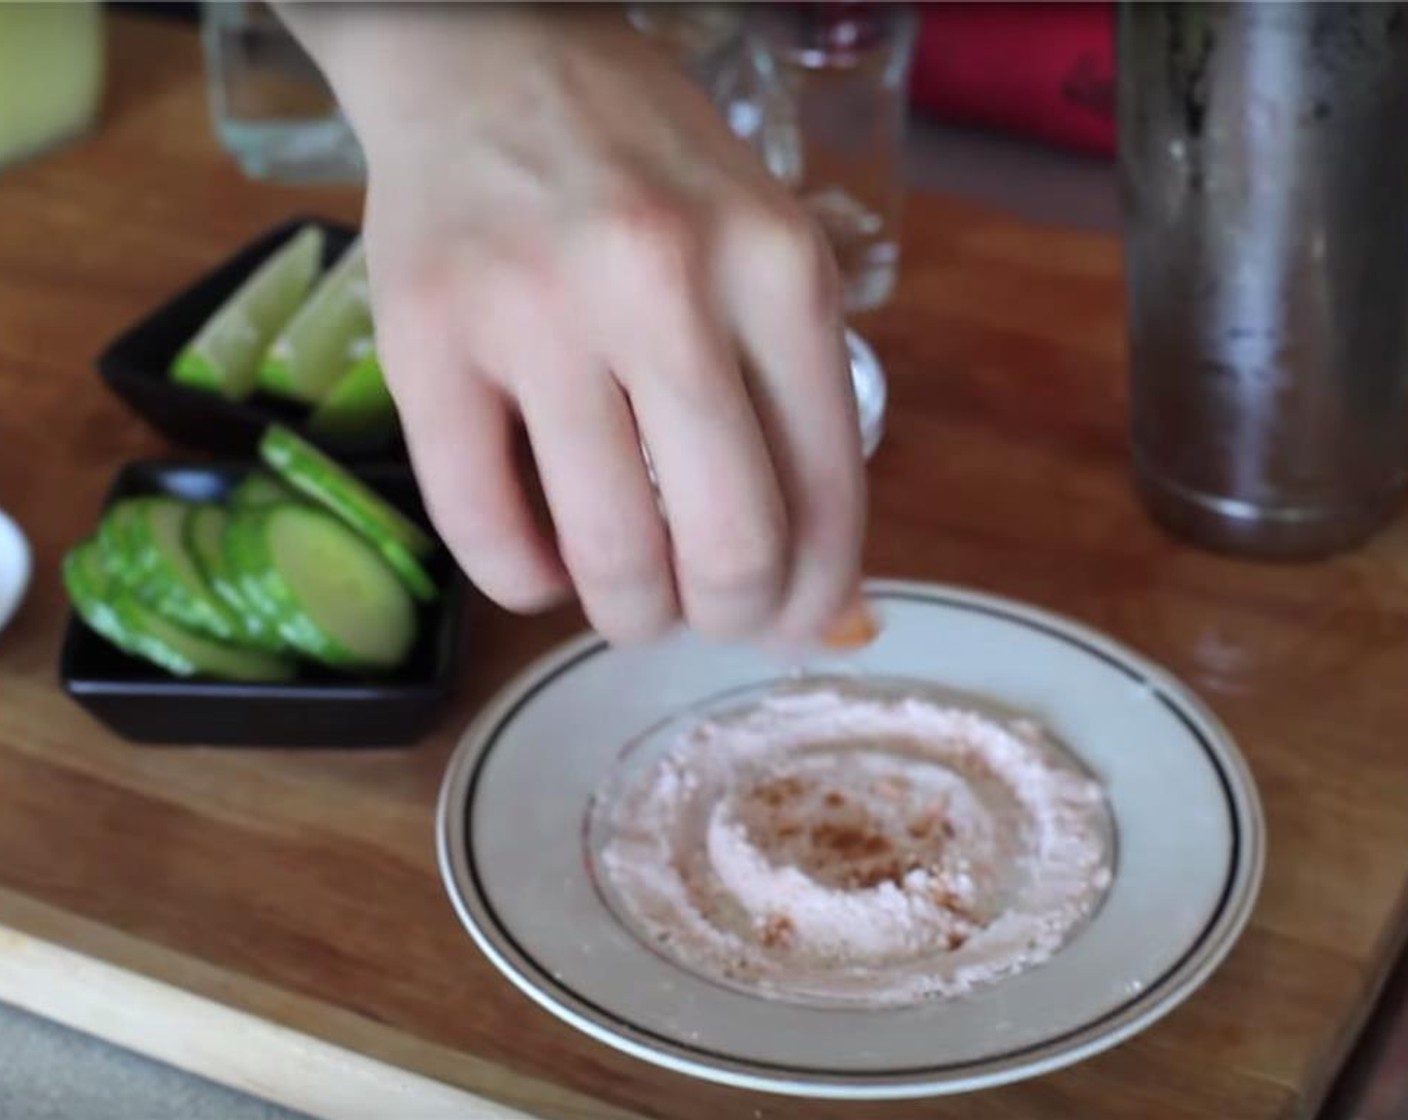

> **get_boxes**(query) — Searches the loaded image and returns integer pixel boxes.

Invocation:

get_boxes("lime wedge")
[257,238,372,404]
[307,349,399,449]
[170,225,323,400]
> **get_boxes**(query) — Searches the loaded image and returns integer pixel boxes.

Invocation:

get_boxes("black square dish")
[96,216,404,462]
[60,460,466,747]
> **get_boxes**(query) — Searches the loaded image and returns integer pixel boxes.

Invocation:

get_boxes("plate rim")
[436,579,1266,1099]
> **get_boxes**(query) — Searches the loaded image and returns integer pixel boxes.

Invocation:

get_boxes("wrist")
[276,4,637,163]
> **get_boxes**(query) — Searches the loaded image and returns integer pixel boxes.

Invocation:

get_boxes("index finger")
[721,208,867,644]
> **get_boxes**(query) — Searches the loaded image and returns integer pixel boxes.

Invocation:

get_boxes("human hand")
[288,5,866,645]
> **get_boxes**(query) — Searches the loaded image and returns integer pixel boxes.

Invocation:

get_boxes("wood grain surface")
[2,13,1406,1120]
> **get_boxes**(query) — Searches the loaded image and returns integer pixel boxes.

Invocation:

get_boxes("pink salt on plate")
[595,683,1114,1008]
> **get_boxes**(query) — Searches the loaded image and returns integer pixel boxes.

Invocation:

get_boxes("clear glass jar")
[630,3,902,459]
[200,0,363,183]
[744,4,918,315]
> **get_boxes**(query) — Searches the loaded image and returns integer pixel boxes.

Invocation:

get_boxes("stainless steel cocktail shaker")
[1120,2,1408,557]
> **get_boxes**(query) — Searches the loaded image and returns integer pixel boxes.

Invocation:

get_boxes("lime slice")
[307,349,399,449]
[170,225,323,400]
[257,238,372,403]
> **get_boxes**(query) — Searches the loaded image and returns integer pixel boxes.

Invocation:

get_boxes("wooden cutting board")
[2,14,1407,1120]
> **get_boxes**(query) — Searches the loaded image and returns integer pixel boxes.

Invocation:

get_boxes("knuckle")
[565,526,669,595]
[749,206,841,320]
[570,522,679,645]
[787,227,842,319]
[418,466,527,566]
[459,258,570,383]
[376,257,456,348]
[469,256,556,329]
[427,497,520,573]
[603,192,698,286]
[684,523,788,603]
[440,528,561,613]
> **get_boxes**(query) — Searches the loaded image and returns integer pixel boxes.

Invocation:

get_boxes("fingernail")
[822,595,879,651]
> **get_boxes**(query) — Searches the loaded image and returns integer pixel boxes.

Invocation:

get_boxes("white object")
[0,508,32,638]
[437,580,1264,1100]
[847,328,887,460]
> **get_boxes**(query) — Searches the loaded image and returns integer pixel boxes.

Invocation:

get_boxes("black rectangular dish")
[95,216,404,462]
[60,460,465,747]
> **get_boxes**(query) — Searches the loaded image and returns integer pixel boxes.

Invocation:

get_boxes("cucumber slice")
[261,425,433,556]
[259,424,439,602]
[171,225,324,400]
[371,535,438,603]
[67,538,294,681]
[230,471,300,509]
[223,509,285,632]
[112,595,297,681]
[63,541,138,654]
[307,350,399,450]
[121,498,241,642]
[186,503,286,652]
[225,504,416,671]
[95,499,148,588]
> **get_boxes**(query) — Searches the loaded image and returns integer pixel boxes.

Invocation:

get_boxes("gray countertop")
[0,1002,306,1120]
[1,120,1115,1120]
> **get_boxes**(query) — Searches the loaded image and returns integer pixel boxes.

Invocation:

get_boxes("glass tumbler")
[200,0,363,183]
[629,3,902,457]
[743,3,918,314]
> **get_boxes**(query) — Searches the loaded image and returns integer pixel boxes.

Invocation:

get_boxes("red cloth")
[909,2,1116,157]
